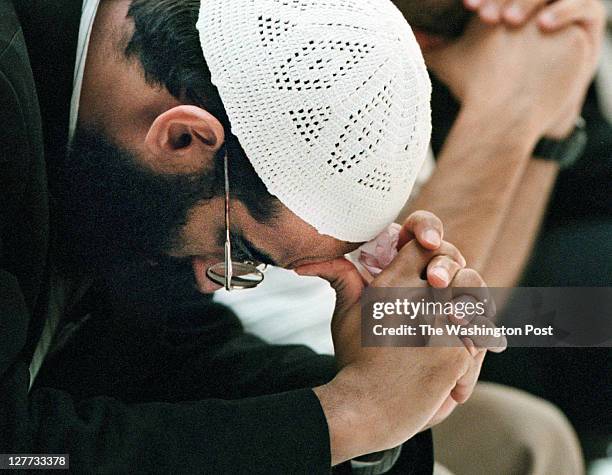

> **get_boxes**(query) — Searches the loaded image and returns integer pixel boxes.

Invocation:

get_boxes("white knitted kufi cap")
[197,0,432,242]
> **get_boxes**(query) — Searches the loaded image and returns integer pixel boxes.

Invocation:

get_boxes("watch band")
[533,117,588,170]
[350,445,403,475]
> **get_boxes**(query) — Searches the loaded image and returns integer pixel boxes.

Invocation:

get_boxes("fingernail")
[505,5,523,22]
[424,229,441,247]
[431,267,449,284]
[465,0,482,8]
[481,3,500,21]
[539,11,556,27]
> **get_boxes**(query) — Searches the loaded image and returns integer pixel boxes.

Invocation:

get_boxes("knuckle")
[439,242,462,262]
[426,350,462,378]
[455,268,486,287]
[439,241,458,255]
[439,346,469,366]
[399,239,420,256]
[434,254,453,265]
[436,256,460,273]
[409,210,439,227]
[564,26,590,52]
[448,349,471,373]
[449,261,462,275]
[406,210,426,224]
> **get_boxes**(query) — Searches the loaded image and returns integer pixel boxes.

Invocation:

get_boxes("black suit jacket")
[0,1,433,473]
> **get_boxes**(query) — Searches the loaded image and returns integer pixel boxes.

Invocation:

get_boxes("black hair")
[393,0,472,38]
[124,0,277,222]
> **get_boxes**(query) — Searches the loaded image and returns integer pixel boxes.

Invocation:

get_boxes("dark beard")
[55,126,218,267]
[53,126,220,306]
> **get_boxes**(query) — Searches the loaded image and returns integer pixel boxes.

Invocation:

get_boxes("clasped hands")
[301,211,506,463]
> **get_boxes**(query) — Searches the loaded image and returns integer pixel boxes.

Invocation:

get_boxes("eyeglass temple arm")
[224,152,233,291]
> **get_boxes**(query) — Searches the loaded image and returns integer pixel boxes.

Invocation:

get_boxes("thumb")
[296,258,365,314]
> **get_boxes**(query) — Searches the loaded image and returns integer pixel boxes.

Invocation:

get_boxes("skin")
[73,0,606,466]
[308,1,604,463]
[394,0,605,285]
[77,0,507,466]
[78,0,477,292]
[316,5,605,460]
[464,0,607,30]
[306,234,505,464]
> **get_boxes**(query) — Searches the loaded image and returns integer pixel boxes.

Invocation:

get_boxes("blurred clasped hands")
[425,0,607,139]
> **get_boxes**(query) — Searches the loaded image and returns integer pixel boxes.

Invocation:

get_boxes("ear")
[144,105,225,174]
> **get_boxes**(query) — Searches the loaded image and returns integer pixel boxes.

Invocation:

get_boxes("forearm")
[408,104,541,273]
[3,298,341,472]
[3,359,333,473]
[314,357,456,467]
[481,159,559,286]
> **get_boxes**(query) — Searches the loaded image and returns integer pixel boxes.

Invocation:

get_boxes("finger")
[426,394,459,429]
[537,0,597,31]
[464,0,485,11]
[447,295,481,326]
[427,315,466,348]
[296,258,365,313]
[450,268,497,319]
[477,0,506,23]
[398,210,444,251]
[461,314,508,352]
[375,241,466,287]
[502,0,547,25]
[451,349,486,403]
[427,255,464,289]
[462,337,479,357]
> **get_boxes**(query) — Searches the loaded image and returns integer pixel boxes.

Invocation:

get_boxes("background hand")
[463,0,606,139]
[464,0,606,35]
[425,16,596,141]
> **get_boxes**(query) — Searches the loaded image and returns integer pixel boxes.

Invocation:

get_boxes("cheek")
[175,199,225,257]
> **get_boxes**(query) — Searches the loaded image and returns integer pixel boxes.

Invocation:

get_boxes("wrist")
[314,371,381,465]
[459,98,543,152]
[544,111,580,140]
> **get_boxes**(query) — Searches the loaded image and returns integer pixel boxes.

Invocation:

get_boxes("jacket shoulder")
[0,0,48,315]
[0,0,21,55]
[0,0,43,198]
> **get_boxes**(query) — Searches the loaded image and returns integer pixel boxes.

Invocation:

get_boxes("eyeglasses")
[206,151,267,291]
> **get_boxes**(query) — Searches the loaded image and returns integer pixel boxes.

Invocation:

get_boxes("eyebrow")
[231,232,278,267]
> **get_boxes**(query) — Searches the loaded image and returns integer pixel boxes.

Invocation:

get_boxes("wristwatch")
[533,117,587,170]
[350,445,403,475]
